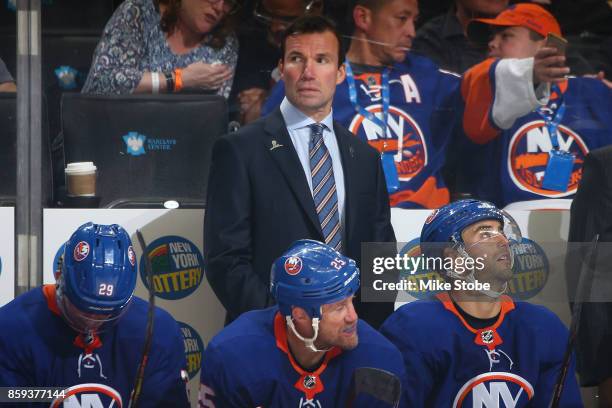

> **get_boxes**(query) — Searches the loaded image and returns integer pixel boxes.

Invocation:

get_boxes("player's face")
[279,31,345,121]
[59,294,112,333]
[363,0,418,65]
[461,219,513,289]
[316,296,358,350]
[459,0,508,16]
[488,26,544,59]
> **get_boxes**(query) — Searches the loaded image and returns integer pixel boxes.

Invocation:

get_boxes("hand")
[182,62,233,91]
[583,70,612,89]
[533,47,570,85]
[238,88,267,124]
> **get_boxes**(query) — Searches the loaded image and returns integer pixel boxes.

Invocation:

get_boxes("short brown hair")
[280,15,345,67]
[155,0,237,50]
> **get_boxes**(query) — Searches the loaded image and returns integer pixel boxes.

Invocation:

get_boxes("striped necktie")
[309,123,342,251]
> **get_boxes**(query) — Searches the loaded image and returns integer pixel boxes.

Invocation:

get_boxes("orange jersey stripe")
[461,58,501,144]
[389,176,449,208]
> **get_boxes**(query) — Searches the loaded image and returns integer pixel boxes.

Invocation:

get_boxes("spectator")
[0,57,16,92]
[263,0,464,209]
[460,3,612,207]
[204,15,396,329]
[412,0,508,74]
[83,0,239,97]
[231,0,323,124]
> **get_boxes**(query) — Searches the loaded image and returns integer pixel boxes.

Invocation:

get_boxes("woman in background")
[83,0,239,97]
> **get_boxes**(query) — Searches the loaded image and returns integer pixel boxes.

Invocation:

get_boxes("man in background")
[412,0,508,73]
[231,0,323,124]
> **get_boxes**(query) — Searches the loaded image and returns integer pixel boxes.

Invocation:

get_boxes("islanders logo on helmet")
[284,256,303,275]
[61,222,137,317]
[425,209,439,225]
[507,120,588,197]
[73,241,90,262]
[348,105,427,182]
[270,239,360,318]
[127,245,136,267]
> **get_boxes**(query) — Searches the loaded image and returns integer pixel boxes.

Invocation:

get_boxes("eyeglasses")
[205,0,241,15]
[253,0,322,25]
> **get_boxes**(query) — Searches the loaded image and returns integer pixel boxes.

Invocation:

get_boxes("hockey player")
[262,0,464,209]
[380,199,583,407]
[0,222,189,407]
[199,239,406,407]
[461,3,612,207]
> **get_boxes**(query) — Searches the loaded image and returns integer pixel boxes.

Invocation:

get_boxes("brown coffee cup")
[65,162,97,197]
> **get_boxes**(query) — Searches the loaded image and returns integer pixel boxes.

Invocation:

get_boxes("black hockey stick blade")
[347,367,402,408]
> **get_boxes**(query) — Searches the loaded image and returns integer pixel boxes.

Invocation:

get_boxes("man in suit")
[204,15,396,328]
[567,145,612,407]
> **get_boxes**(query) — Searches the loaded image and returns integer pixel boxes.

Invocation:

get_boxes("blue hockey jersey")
[263,54,463,209]
[461,58,612,207]
[199,307,407,407]
[0,285,189,407]
[380,293,583,407]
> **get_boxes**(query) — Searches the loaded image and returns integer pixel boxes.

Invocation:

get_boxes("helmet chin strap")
[446,245,509,299]
[285,314,332,353]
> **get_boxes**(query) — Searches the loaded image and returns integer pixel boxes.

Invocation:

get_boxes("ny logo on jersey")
[508,121,588,197]
[453,372,534,408]
[299,398,322,408]
[484,348,514,372]
[471,381,526,407]
[51,383,122,408]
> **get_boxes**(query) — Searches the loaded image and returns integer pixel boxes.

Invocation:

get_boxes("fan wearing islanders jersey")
[380,199,583,407]
[262,0,463,209]
[461,4,612,207]
[0,223,189,407]
[199,239,407,407]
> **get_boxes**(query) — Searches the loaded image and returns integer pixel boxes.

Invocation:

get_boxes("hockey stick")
[128,229,156,408]
[549,234,599,408]
[346,367,402,408]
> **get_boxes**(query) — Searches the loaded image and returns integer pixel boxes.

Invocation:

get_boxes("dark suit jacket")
[204,108,396,328]
[567,145,612,386]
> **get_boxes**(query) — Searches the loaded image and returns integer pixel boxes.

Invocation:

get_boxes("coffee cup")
[65,162,97,197]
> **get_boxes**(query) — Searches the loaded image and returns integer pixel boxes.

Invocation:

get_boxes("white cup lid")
[65,162,97,174]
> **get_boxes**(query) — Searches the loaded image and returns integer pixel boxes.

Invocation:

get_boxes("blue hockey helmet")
[59,222,137,323]
[421,200,504,245]
[270,239,360,319]
[420,199,521,256]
